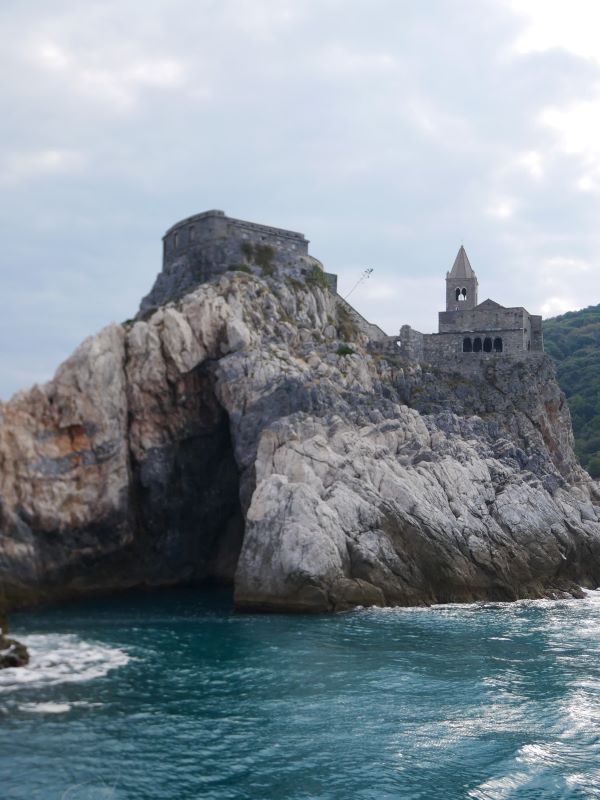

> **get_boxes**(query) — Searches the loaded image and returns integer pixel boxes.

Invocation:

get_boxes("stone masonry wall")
[393,324,545,371]
[531,316,544,351]
[163,210,309,269]
[337,297,387,342]
[397,324,424,361]
[438,306,543,353]
[439,306,526,334]
[423,330,527,361]
[139,210,337,315]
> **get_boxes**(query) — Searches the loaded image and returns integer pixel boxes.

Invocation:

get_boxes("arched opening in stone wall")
[473,337,482,352]
[455,287,467,302]
[463,337,472,352]
[483,337,492,353]
[493,337,503,352]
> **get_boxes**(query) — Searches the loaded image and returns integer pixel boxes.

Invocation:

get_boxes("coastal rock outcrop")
[0,635,29,669]
[0,614,28,668]
[1,271,599,613]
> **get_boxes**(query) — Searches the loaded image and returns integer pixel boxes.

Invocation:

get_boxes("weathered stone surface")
[0,636,29,669]
[0,614,28,668]
[0,271,599,614]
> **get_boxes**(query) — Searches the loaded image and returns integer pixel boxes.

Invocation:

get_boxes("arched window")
[463,337,472,353]
[461,288,467,301]
[456,287,467,302]
[455,287,461,301]
[473,337,482,352]
[483,337,492,353]
[493,337,503,352]
[173,231,179,248]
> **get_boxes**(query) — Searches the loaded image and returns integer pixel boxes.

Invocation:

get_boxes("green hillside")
[543,304,600,478]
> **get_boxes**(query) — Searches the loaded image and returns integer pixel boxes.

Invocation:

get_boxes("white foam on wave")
[468,770,538,799]
[358,587,600,617]
[17,700,104,714]
[0,633,130,694]
[19,701,72,714]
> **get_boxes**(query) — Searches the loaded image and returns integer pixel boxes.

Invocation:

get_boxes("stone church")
[398,246,544,363]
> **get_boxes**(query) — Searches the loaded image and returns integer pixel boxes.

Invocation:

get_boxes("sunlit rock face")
[1,271,599,613]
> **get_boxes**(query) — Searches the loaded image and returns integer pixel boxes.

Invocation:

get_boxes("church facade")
[397,246,543,364]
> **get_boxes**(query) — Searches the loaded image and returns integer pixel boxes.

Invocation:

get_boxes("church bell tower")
[446,246,478,311]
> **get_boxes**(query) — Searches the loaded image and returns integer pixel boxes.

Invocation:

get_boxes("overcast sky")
[2,0,600,398]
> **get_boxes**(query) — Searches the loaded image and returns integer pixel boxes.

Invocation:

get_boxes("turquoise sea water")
[2,588,600,800]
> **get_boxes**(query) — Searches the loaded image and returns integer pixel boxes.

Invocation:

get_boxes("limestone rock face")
[1,271,599,613]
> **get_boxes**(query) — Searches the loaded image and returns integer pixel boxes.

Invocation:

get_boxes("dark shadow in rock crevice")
[132,362,245,587]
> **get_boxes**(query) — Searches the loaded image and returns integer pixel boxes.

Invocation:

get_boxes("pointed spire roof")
[449,246,476,280]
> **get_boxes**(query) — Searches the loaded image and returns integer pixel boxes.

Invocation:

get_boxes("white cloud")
[38,41,70,70]
[29,38,186,112]
[219,0,301,40]
[530,255,597,319]
[540,296,578,317]
[541,97,600,157]
[576,174,599,192]
[540,94,600,191]
[317,44,396,76]
[0,149,85,186]
[517,150,544,179]
[504,0,600,64]
[129,60,184,88]
[542,256,590,273]
[486,198,516,219]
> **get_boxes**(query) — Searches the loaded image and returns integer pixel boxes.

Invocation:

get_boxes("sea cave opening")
[133,362,244,593]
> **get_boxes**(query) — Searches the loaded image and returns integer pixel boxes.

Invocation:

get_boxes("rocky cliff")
[1,272,600,613]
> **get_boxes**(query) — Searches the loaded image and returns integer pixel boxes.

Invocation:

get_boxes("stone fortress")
[139,209,339,315]
[139,210,544,367]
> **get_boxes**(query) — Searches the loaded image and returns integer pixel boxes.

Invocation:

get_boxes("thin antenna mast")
[343,268,373,301]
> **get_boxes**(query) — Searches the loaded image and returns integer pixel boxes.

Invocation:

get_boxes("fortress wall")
[397,325,424,361]
[530,316,543,352]
[337,298,387,341]
[427,350,547,378]
[163,210,309,274]
[140,211,328,315]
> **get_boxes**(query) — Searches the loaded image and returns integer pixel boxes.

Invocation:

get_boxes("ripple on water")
[3,588,600,799]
